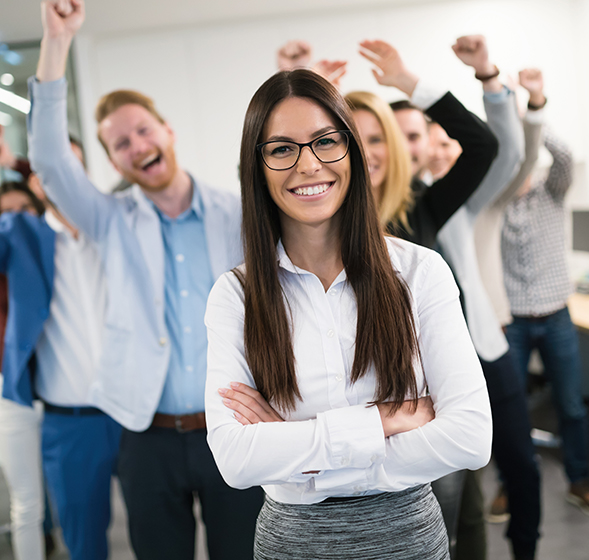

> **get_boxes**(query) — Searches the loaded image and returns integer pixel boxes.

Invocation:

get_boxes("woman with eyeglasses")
[204,69,492,560]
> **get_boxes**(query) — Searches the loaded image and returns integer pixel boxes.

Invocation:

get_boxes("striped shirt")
[501,131,574,316]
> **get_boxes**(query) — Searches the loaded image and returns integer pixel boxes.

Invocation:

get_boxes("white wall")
[73,0,588,197]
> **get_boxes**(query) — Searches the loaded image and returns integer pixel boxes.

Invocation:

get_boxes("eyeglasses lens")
[261,131,348,170]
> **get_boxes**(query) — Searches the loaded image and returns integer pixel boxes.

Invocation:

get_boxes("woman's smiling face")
[260,97,351,230]
[352,108,389,195]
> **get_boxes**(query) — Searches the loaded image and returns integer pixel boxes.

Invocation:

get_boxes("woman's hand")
[377,396,435,438]
[359,39,419,97]
[313,59,347,89]
[219,383,284,425]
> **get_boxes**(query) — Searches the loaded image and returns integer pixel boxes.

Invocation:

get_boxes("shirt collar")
[147,174,204,222]
[276,239,348,286]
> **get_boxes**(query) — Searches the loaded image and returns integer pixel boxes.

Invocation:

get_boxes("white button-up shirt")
[35,211,106,406]
[205,237,491,504]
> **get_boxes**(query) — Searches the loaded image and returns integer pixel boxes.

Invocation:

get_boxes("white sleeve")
[204,273,386,490]
[372,252,492,490]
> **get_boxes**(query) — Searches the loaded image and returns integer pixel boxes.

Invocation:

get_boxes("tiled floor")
[1,391,587,559]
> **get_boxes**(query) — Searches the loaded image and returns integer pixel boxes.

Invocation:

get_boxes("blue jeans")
[506,306,589,483]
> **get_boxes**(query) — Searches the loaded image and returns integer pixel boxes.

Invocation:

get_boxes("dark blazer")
[0,212,55,406]
[389,92,499,249]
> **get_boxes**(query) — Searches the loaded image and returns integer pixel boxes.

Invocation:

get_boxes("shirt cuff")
[483,85,511,104]
[410,80,446,111]
[320,404,386,469]
[27,76,67,100]
[524,108,545,125]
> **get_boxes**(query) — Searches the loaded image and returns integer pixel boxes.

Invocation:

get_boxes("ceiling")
[2,0,451,44]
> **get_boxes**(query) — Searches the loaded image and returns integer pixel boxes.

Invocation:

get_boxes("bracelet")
[528,96,547,111]
[475,65,500,82]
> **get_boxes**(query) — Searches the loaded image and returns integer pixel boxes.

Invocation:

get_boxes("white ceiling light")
[0,87,30,114]
[0,73,14,86]
[0,111,13,126]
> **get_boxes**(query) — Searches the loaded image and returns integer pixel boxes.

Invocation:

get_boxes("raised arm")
[543,130,574,200]
[359,39,499,232]
[28,0,117,241]
[452,35,524,216]
[491,69,545,210]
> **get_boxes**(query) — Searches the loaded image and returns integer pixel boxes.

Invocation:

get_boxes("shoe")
[566,480,589,516]
[487,486,510,523]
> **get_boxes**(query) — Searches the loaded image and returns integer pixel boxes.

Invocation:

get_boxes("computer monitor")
[573,211,589,252]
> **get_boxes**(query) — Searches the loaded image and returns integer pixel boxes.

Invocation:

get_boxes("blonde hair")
[345,91,413,230]
[94,90,166,153]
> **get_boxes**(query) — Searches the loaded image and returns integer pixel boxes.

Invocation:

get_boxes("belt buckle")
[174,415,189,433]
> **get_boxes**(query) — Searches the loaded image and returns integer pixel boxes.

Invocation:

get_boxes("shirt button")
[335,374,343,382]
[176,254,185,262]
[371,455,378,463]
[158,337,167,346]
[330,288,339,296]
[184,326,192,334]
[180,290,188,298]
[327,329,335,338]
[354,486,363,492]
[341,457,350,466]
[186,365,194,372]
[154,298,162,305]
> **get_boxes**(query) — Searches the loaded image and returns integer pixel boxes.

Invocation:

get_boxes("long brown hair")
[238,69,419,412]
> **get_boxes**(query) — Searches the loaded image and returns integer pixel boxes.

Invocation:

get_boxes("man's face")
[427,123,462,180]
[98,104,178,192]
[393,108,429,178]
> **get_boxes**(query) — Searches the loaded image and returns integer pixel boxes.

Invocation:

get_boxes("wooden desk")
[569,292,589,333]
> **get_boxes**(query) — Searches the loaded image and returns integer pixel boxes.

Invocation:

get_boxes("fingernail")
[218,388,227,396]
[223,398,231,406]
[230,382,240,389]
[234,411,242,419]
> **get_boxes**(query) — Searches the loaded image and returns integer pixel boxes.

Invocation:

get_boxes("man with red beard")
[28,1,263,559]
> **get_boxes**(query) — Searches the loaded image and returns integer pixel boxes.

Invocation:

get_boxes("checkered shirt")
[501,131,574,316]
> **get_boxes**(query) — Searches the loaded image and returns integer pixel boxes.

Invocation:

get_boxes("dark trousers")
[481,351,541,559]
[431,470,466,558]
[118,426,264,560]
[455,469,486,560]
[506,307,589,483]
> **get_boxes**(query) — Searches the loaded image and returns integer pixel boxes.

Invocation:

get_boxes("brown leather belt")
[151,412,206,433]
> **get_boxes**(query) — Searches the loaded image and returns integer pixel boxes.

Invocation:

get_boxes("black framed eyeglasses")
[256,130,351,171]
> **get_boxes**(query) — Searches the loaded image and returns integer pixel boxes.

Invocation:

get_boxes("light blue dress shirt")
[155,182,214,414]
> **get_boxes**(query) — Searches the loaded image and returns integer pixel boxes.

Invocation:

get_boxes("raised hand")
[452,35,494,76]
[41,0,85,39]
[219,382,284,425]
[277,40,313,71]
[519,68,545,106]
[313,59,347,89]
[38,0,85,82]
[378,396,435,437]
[358,39,418,96]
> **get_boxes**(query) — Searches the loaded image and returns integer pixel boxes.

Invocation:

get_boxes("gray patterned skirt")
[254,484,450,560]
